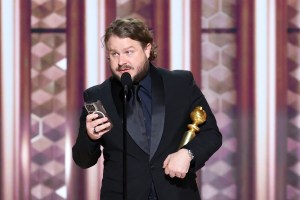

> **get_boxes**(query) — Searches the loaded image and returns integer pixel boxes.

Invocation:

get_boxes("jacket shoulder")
[157,67,193,79]
[85,79,110,92]
[156,67,194,87]
[83,79,111,101]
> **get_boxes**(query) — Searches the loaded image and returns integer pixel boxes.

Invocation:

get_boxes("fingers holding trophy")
[178,106,207,149]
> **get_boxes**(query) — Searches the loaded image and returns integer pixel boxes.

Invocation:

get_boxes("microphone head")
[121,72,132,88]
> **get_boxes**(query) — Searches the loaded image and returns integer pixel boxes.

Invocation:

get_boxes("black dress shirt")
[138,73,152,146]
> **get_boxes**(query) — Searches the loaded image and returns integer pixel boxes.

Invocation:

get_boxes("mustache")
[117,65,133,71]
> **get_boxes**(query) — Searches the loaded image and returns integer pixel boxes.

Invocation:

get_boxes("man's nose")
[118,54,127,66]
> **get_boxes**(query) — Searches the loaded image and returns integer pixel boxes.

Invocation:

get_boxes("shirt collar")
[139,72,151,94]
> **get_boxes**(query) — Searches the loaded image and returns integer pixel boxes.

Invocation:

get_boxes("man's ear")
[145,43,152,58]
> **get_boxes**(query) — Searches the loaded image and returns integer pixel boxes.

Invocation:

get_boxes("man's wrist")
[188,149,194,160]
[183,148,194,161]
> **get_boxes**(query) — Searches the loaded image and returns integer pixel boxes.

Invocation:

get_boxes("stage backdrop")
[0,0,299,200]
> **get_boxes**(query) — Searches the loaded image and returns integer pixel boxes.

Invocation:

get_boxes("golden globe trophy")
[178,106,207,149]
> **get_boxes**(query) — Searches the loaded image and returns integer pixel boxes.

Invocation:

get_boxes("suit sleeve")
[182,72,222,171]
[72,90,102,169]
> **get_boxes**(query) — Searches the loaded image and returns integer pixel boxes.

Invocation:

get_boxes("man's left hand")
[163,149,192,179]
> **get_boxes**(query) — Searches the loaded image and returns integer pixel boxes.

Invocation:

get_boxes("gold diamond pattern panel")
[201,31,237,200]
[200,1,237,200]
[202,0,236,29]
[116,0,154,28]
[288,0,300,29]
[287,1,300,199]
[31,0,67,28]
[31,33,67,200]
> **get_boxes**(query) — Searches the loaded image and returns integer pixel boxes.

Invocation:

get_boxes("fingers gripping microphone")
[121,72,132,97]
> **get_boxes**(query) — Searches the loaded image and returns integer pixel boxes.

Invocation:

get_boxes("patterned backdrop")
[24,0,300,200]
[201,33,236,200]
[287,1,300,199]
[31,0,67,199]
[28,0,239,199]
[201,0,237,199]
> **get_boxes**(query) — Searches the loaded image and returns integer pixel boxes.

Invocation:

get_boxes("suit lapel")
[100,79,124,134]
[149,66,165,160]
[101,70,166,159]
[110,77,150,154]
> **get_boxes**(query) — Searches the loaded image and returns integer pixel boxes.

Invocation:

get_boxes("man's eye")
[125,50,133,55]
[111,52,118,57]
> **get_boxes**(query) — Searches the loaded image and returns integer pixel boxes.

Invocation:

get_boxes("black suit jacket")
[72,64,222,200]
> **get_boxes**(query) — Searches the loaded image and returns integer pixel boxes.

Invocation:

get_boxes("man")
[72,17,222,200]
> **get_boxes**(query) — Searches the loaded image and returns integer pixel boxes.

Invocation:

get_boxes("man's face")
[107,35,151,82]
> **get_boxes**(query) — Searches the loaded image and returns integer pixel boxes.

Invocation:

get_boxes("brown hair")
[104,18,157,61]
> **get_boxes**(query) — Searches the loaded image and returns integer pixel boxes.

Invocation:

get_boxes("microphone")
[120,72,132,200]
[121,72,132,96]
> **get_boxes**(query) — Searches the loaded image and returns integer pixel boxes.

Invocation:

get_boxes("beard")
[111,59,149,84]
[132,60,149,83]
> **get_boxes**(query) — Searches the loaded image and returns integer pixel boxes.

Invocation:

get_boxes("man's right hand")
[86,113,111,140]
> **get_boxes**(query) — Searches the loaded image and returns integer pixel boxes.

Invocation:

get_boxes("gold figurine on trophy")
[178,106,207,149]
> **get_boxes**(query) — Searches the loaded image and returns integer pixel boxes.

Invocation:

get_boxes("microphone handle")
[124,85,129,100]
[122,84,128,200]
